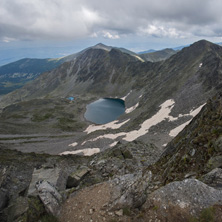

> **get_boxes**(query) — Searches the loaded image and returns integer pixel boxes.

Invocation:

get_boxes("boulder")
[201,168,222,189]
[109,171,152,209]
[28,167,67,196]
[66,166,90,188]
[143,179,222,220]
[35,180,62,216]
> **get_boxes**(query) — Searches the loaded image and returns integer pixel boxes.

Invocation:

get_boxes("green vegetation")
[122,207,131,216]
[39,214,59,222]
[190,207,215,222]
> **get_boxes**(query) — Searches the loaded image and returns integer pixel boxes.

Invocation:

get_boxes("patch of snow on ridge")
[121,90,132,101]
[109,141,118,147]
[68,142,78,147]
[60,148,100,156]
[133,55,145,62]
[122,99,175,141]
[169,103,205,137]
[84,119,130,134]
[125,102,139,114]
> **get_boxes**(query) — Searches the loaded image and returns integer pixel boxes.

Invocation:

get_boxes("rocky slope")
[0,93,222,222]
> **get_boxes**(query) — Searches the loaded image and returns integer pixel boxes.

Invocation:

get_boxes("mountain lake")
[84,98,125,124]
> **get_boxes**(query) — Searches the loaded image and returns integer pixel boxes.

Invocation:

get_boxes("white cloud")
[140,23,189,39]
[103,31,120,39]
[1,0,222,41]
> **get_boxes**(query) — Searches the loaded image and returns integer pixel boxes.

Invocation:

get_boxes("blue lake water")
[84,98,125,124]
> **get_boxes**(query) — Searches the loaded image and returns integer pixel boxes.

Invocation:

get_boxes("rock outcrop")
[143,179,222,221]
[35,180,62,216]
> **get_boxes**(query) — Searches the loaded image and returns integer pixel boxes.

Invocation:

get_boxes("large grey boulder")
[28,167,67,196]
[144,179,222,219]
[35,180,62,216]
[109,171,152,209]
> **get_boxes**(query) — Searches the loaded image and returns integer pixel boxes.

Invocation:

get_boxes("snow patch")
[60,148,100,156]
[125,102,139,114]
[121,90,132,101]
[84,119,130,134]
[169,104,205,137]
[109,141,118,147]
[68,142,78,147]
[133,55,145,62]
[122,99,175,141]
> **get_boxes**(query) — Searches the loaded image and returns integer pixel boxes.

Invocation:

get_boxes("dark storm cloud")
[0,0,222,42]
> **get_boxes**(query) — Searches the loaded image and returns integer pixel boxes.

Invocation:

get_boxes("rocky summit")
[0,40,222,222]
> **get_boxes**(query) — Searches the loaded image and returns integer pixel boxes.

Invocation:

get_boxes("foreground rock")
[36,180,63,216]
[143,179,222,221]
[66,166,90,188]
[60,171,152,222]
[201,168,222,189]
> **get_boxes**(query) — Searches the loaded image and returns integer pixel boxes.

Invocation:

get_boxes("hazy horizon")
[1,0,222,65]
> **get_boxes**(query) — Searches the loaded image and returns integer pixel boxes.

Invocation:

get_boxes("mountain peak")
[188,39,220,50]
[93,43,111,51]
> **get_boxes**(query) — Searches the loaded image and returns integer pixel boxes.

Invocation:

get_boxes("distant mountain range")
[0,43,177,95]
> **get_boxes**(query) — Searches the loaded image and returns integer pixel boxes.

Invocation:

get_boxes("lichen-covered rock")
[143,179,222,220]
[201,168,222,189]
[35,180,62,216]
[28,167,67,196]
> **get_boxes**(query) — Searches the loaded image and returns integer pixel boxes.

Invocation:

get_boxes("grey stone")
[35,180,62,216]
[28,167,67,196]
[144,179,222,217]
[66,166,90,188]
[8,196,29,222]
[201,168,222,189]
[0,189,8,211]
[207,155,222,169]
[109,171,152,210]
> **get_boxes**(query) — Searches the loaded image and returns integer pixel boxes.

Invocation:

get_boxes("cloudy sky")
[1,0,222,63]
